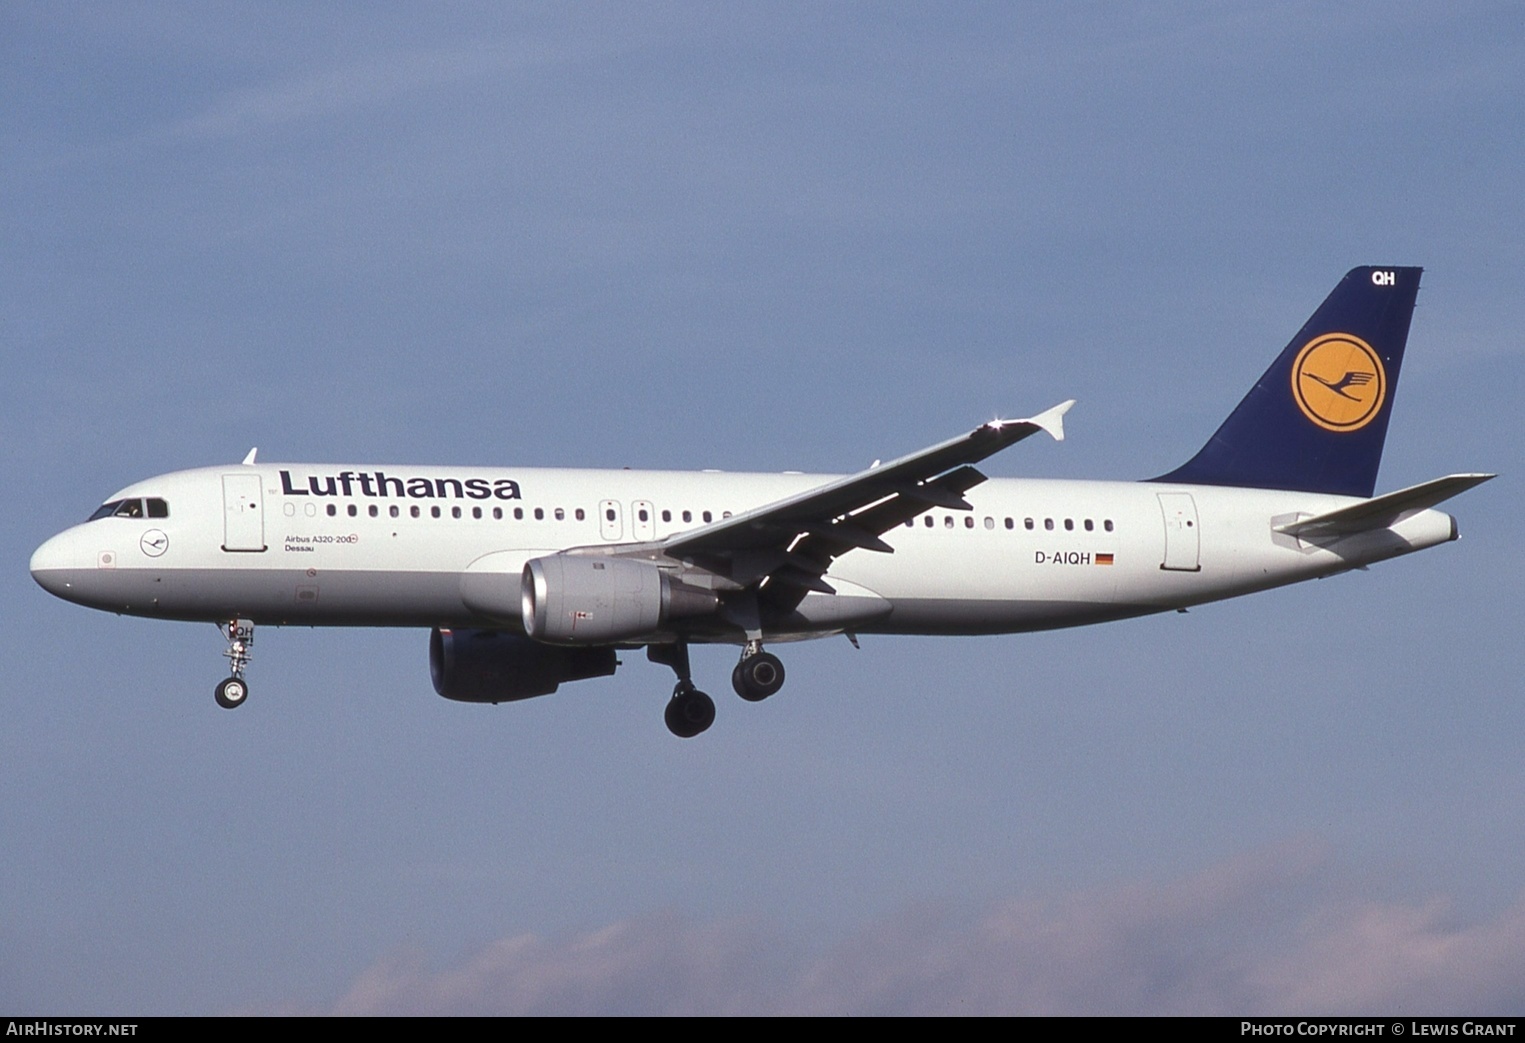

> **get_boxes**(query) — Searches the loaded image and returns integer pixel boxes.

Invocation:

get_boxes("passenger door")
[222,473,267,552]
[1157,492,1200,572]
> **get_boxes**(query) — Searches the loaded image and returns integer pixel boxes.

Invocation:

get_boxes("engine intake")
[521,555,717,644]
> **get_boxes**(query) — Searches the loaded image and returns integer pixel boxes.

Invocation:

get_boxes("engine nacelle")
[521,555,717,644]
[429,627,617,703]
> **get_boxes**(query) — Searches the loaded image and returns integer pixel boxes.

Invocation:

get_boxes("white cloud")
[288,843,1525,1015]
[168,38,587,141]
[322,914,790,1017]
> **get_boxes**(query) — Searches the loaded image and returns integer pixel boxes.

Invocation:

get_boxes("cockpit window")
[86,498,169,521]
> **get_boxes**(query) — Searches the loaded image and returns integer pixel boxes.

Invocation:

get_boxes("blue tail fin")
[1151,266,1421,498]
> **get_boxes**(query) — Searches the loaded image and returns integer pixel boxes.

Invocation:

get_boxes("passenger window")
[1004,517,1014,530]
[924,516,933,527]
[327,504,337,517]
[411,505,421,519]
[984,517,995,530]
[905,519,914,528]
[575,508,585,521]
[1104,519,1114,532]
[1025,518,1034,530]
[390,505,400,518]
[638,508,649,522]
[1044,518,1054,531]
[682,510,692,523]
[662,510,672,523]
[514,507,524,520]
[1084,519,1093,531]
[722,511,732,519]
[493,507,502,520]
[368,504,378,518]
[534,508,544,520]
[1064,518,1073,531]
[473,506,482,519]
[555,508,565,521]
[604,508,615,522]
[452,506,462,519]
[964,516,974,529]
[944,516,954,529]
[703,510,712,523]
[431,506,441,519]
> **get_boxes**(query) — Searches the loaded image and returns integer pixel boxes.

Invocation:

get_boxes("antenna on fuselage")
[241,448,258,466]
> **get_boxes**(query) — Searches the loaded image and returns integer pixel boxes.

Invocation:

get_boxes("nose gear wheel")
[216,618,255,710]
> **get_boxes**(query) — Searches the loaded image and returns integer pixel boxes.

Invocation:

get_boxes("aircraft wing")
[661,401,1073,600]
[1273,473,1495,539]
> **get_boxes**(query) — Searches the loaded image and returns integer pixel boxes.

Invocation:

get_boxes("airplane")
[30,266,1493,738]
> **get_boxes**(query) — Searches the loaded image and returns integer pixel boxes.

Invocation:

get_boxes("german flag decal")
[1095,553,1115,566]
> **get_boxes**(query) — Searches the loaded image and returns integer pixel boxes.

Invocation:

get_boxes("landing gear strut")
[649,642,715,738]
[215,618,254,709]
[732,642,785,702]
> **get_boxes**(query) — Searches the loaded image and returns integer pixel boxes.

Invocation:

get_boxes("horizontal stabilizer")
[1273,473,1494,538]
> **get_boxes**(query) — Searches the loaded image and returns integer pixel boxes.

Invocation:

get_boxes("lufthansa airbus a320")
[31,267,1492,737]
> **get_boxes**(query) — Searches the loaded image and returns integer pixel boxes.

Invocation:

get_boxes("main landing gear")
[732,641,785,702]
[215,618,254,710]
[648,640,789,738]
[665,682,716,739]
[648,643,714,739]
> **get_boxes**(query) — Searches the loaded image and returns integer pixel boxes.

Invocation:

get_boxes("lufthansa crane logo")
[1291,333,1386,432]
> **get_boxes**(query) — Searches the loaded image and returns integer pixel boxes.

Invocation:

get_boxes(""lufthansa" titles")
[279,470,522,501]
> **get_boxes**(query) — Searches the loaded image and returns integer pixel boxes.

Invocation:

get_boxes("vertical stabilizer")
[1152,266,1421,498]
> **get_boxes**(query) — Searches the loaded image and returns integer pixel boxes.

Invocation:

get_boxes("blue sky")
[3,2,1522,1014]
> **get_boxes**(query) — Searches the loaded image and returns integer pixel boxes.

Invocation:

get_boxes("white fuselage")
[29,462,1459,641]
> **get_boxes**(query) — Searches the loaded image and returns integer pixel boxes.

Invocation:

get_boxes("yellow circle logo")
[1291,333,1386,432]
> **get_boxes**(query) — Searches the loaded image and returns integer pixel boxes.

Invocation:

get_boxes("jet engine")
[429,627,617,702]
[521,555,717,644]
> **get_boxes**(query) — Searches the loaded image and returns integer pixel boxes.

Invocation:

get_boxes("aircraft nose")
[31,530,85,599]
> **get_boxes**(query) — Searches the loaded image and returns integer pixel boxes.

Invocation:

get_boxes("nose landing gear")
[214,676,248,709]
[215,618,254,709]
